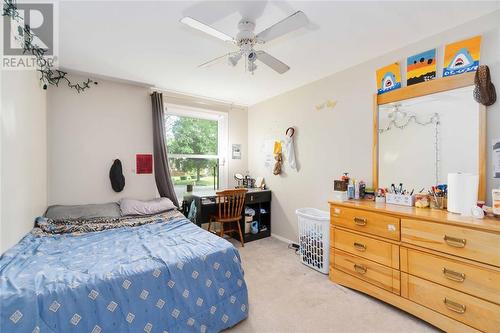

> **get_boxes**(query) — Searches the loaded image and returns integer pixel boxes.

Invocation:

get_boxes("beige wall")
[47,76,248,205]
[249,11,500,242]
[1,70,47,252]
[228,107,249,187]
[48,76,159,205]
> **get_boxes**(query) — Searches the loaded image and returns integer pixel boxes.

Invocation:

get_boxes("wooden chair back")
[216,188,247,221]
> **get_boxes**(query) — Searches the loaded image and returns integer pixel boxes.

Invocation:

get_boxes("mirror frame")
[372,72,486,201]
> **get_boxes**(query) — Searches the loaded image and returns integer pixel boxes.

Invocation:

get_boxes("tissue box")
[386,193,415,207]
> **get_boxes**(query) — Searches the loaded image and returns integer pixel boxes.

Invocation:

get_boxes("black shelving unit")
[185,189,272,244]
[242,196,271,243]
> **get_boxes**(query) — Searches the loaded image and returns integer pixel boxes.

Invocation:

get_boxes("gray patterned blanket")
[33,209,184,235]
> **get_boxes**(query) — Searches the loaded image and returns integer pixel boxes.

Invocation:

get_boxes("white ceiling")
[58,1,499,105]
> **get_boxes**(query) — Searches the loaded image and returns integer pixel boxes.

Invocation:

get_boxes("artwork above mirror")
[378,85,479,193]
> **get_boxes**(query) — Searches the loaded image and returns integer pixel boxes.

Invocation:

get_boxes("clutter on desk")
[375,188,386,203]
[255,177,265,189]
[386,192,414,207]
[429,185,447,209]
[332,173,349,202]
[385,183,415,206]
[414,193,430,208]
[234,172,258,188]
[333,173,349,191]
[332,173,368,202]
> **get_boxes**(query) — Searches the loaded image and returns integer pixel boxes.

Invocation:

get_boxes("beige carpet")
[226,237,441,333]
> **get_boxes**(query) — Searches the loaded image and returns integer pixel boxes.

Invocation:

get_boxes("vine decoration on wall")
[2,0,97,92]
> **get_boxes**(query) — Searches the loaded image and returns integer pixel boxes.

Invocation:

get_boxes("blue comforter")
[0,213,248,333]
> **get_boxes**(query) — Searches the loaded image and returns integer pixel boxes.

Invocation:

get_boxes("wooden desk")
[184,188,272,243]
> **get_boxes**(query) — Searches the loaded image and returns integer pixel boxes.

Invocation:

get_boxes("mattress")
[0,211,248,333]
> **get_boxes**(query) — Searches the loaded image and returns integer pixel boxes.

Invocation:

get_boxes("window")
[165,105,227,200]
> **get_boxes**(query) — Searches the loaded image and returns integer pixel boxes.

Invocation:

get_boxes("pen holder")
[430,196,447,210]
[386,193,415,207]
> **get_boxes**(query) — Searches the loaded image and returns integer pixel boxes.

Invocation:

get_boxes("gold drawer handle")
[353,242,367,252]
[443,298,466,314]
[353,264,367,274]
[443,235,467,248]
[353,217,367,226]
[442,268,466,282]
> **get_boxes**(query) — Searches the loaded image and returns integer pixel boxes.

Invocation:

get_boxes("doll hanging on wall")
[273,141,283,175]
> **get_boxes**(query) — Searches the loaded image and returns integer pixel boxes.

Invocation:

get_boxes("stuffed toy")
[273,153,282,175]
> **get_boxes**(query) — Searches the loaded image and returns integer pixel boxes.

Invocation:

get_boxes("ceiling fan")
[180,11,308,74]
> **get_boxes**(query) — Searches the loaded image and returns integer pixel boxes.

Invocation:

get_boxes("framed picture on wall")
[407,49,437,85]
[376,62,402,95]
[136,154,153,174]
[232,144,241,160]
[443,35,481,77]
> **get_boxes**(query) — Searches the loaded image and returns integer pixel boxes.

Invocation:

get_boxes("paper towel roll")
[447,173,479,216]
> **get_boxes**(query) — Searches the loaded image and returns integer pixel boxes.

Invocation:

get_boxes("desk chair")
[208,189,247,247]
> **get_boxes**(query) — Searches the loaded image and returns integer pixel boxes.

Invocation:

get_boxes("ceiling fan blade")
[256,11,308,43]
[198,52,238,68]
[256,51,290,74]
[181,16,234,43]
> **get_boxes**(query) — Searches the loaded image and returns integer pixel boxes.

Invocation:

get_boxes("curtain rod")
[151,87,248,111]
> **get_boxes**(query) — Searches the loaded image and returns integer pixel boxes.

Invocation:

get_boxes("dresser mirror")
[373,74,486,200]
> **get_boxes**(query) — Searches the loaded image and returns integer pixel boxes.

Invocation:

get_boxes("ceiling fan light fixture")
[248,62,257,73]
[185,11,308,74]
[228,53,241,66]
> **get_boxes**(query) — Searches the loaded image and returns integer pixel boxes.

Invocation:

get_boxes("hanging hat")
[473,65,496,106]
[109,159,125,192]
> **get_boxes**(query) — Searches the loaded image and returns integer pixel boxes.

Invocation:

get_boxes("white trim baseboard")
[271,233,297,245]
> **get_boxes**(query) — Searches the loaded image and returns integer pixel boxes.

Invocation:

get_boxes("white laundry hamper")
[295,208,330,274]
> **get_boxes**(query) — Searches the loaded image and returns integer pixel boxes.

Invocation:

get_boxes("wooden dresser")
[329,200,500,333]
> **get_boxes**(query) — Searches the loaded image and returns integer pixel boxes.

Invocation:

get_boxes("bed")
[0,209,249,333]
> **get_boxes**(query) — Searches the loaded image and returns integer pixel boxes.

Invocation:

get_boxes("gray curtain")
[151,92,179,207]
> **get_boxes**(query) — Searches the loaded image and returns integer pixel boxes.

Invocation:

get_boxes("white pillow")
[119,198,176,216]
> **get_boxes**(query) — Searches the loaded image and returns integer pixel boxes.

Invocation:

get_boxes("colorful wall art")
[136,154,153,174]
[376,62,402,94]
[407,49,437,85]
[443,36,481,77]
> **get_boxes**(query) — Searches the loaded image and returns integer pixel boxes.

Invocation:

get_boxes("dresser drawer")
[401,219,500,266]
[405,248,500,305]
[408,275,500,332]
[245,191,271,204]
[334,228,399,269]
[331,206,400,240]
[333,249,400,294]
